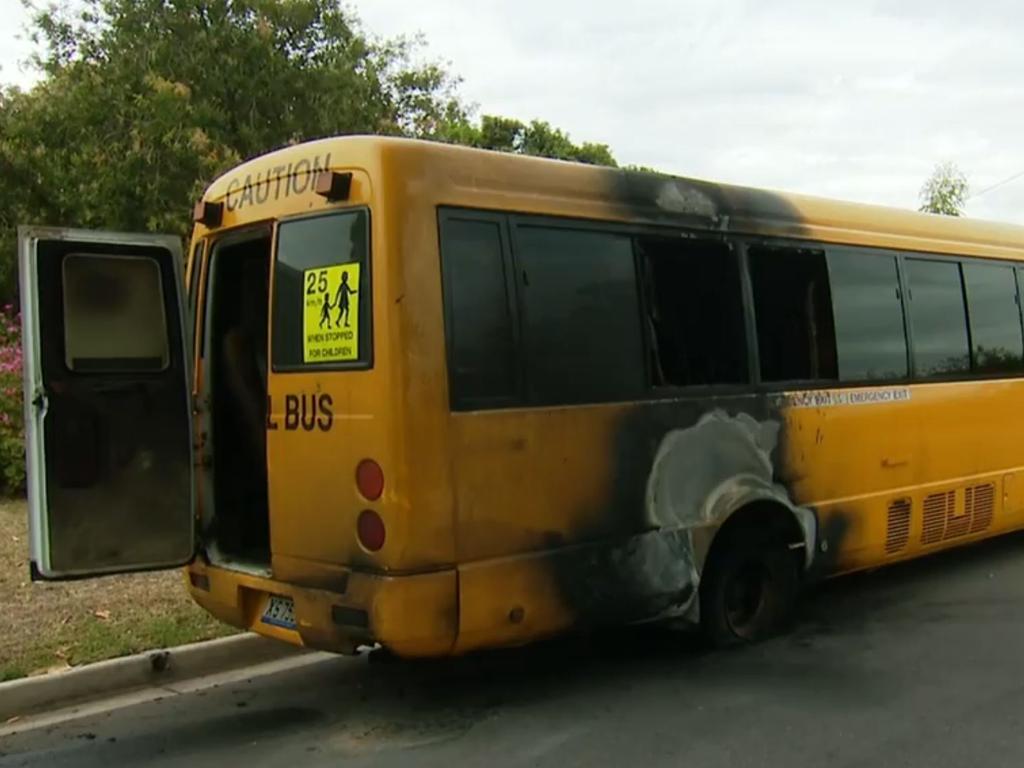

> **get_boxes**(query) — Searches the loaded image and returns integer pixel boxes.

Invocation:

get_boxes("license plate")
[261,595,296,629]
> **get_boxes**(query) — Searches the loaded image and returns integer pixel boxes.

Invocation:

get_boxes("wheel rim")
[724,558,772,638]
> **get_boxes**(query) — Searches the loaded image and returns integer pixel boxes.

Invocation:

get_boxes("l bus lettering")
[266,393,333,432]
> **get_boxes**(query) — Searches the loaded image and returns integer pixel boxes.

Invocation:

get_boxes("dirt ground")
[0,499,235,681]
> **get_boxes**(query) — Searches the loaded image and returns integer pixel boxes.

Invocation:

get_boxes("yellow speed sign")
[302,263,360,363]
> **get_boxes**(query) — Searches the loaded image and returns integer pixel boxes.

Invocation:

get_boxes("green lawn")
[0,499,236,682]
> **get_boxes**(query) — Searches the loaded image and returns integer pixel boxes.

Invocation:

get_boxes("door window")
[62,254,170,372]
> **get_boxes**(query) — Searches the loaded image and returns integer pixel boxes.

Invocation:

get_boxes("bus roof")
[203,135,1024,259]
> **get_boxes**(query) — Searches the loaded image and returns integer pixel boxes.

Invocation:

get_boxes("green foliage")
[919,161,969,216]
[439,114,617,167]
[0,0,467,302]
[0,1,622,493]
[0,0,619,308]
[622,163,664,174]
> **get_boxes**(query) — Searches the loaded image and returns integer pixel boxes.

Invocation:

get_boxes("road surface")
[4,532,1024,767]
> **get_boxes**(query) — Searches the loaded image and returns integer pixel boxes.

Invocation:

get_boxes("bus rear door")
[19,226,194,579]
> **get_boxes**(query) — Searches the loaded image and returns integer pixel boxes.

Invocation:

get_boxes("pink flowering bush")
[0,306,26,495]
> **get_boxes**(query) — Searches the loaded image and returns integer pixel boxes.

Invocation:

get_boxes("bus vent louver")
[921,491,955,545]
[885,498,912,554]
[967,483,996,534]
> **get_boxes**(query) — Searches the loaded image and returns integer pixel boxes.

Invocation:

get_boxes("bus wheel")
[699,530,798,647]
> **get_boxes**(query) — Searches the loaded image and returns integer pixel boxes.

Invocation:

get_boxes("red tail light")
[356,459,384,501]
[357,509,386,552]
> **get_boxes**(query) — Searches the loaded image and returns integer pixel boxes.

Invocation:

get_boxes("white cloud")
[358,0,1024,222]
[3,0,1023,222]
[0,0,40,90]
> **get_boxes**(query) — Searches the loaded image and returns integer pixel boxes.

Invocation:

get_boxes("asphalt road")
[4,533,1024,768]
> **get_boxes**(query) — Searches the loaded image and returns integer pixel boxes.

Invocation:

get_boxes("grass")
[0,499,236,682]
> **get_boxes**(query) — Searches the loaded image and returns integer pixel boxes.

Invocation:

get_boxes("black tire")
[699,529,799,647]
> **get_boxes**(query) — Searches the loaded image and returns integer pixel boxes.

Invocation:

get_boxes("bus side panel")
[780,379,1024,575]
[449,395,774,652]
[386,159,458,571]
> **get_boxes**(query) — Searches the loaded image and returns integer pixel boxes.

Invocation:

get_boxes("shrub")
[0,307,25,495]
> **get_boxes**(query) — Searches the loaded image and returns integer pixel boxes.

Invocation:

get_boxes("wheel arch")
[692,486,817,581]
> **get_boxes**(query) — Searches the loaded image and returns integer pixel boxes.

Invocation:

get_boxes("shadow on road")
[7,530,1024,765]
[290,528,1024,729]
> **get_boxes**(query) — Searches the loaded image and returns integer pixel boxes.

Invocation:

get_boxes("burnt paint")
[537,171,838,626]
[539,393,849,628]
[436,148,840,636]
[540,394,759,624]
[609,168,816,233]
[807,509,856,579]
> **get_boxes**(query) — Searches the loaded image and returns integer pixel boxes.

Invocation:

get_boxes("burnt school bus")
[19,136,1024,654]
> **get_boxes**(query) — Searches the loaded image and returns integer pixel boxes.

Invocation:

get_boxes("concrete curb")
[0,632,310,720]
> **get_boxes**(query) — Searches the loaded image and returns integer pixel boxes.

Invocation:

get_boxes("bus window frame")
[503,213,766,405]
[197,222,275,369]
[270,206,374,374]
[635,233,752,394]
[959,258,1024,375]
[59,252,174,376]
[894,251,1024,383]
[187,239,206,392]
[1015,267,1024,364]
[822,242,911,385]
[506,214,649,407]
[738,236,1024,392]
[901,254,972,380]
[437,206,1024,411]
[191,241,208,397]
[437,208,525,411]
[439,207,762,408]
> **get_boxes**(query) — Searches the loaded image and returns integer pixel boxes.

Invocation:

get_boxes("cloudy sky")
[3,0,1023,222]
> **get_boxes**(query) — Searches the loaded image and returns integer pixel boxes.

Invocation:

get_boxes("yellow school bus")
[19,136,1024,655]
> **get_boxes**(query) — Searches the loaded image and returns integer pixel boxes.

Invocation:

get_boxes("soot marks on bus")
[266,393,333,432]
[608,166,815,236]
[806,511,854,579]
[541,399,820,628]
[223,153,333,212]
[771,406,853,580]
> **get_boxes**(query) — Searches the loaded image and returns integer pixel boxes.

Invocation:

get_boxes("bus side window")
[638,237,748,387]
[514,226,645,406]
[962,261,1024,374]
[827,250,908,381]
[748,246,837,383]
[439,214,519,409]
[904,258,970,378]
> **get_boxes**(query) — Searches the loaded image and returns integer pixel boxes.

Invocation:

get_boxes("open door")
[19,227,194,579]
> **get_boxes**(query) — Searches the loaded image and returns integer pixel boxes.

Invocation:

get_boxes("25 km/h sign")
[302,263,360,363]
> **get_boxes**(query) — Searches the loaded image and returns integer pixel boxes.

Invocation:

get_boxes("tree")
[437,114,617,167]
[622,163,663,174]
[919,161,969,216]
[0,0,467,302]
[3,0,464,224]
[0,1,618,303]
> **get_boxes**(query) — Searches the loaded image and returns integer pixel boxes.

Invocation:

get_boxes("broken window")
[638,236,748,387]
[748,245,837,382]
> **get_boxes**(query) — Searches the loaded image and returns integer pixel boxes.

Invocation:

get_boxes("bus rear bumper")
[183,560,458,658]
